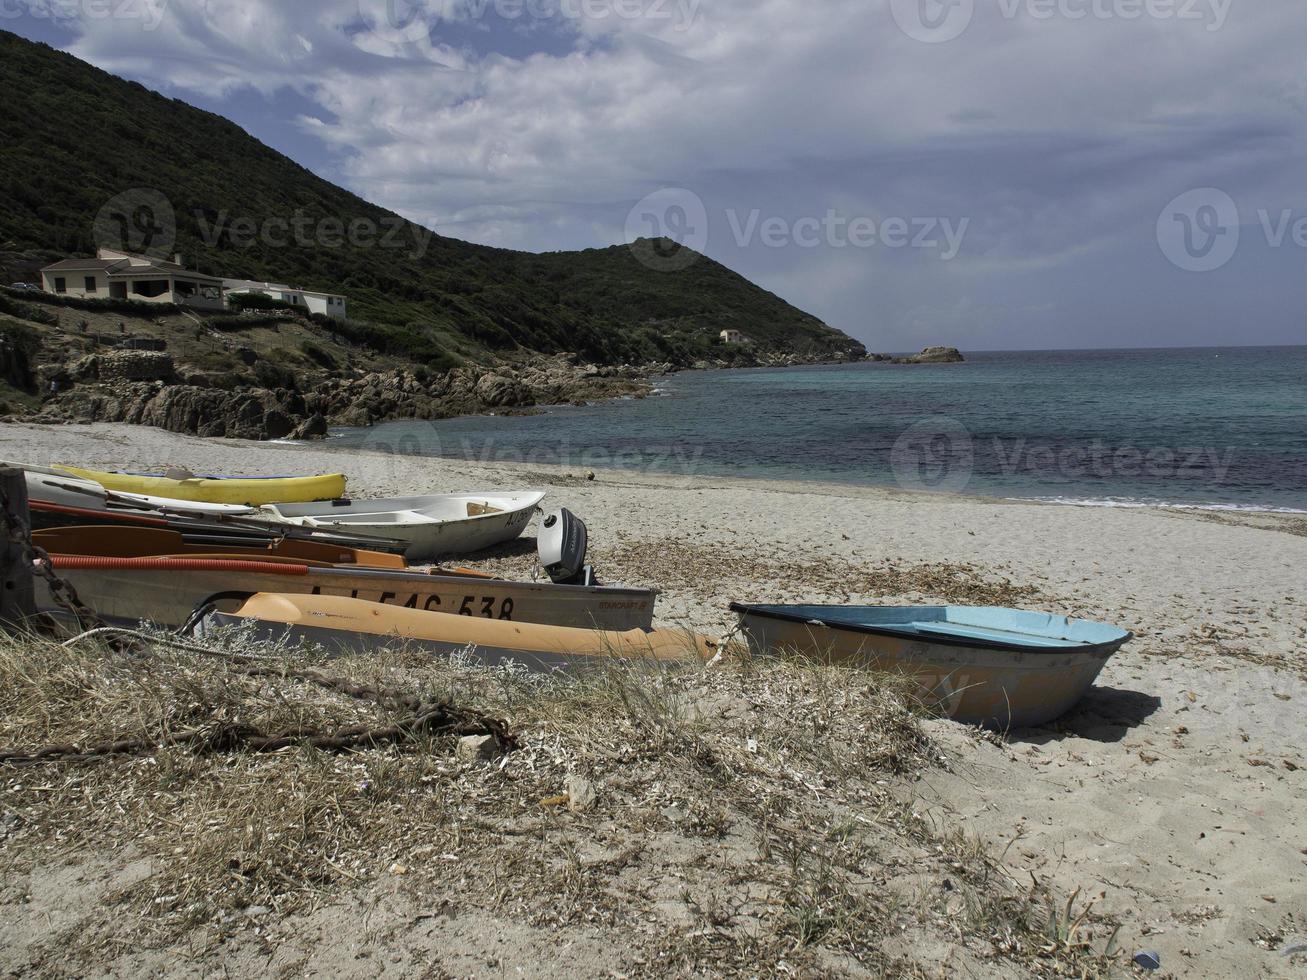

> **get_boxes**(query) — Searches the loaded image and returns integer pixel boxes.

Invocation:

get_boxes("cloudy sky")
[7,0,1306,351]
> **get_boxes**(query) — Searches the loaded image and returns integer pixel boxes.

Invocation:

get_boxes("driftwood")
[0,700,517,767]
[1,629,520,767]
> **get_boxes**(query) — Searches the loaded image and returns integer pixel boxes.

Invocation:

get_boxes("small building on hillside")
[40,249,225,311]
[223,279,348,320]
[720,329,749,344]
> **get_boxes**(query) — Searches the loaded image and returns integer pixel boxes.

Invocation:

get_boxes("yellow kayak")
[55,466,347,505]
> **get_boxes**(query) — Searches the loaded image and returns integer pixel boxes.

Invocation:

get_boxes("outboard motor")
[537,508,594,585]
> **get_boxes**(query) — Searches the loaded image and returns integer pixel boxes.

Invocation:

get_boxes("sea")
[330,347,1307,513]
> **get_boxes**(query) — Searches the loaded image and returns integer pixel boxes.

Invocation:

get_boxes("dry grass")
[452,536,1045,614]
[594,537,1046,608]
[0,629,1121,977]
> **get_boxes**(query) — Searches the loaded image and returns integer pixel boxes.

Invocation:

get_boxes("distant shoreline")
[321,418,1307,517]
[322,350,1307,516]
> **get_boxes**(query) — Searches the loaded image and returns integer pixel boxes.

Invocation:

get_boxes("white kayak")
[24,470,257,517]
[260,491,547,561]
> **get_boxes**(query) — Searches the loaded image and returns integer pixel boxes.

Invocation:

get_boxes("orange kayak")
[202,593,714,671]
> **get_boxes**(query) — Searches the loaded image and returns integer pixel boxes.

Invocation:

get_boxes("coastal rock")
[43,383,293,441]
[32,350,694,440]
[290,412,328,441]
[865,347,965,364]
[67,354,101,381]
[894,346,965,365]
[474,372,535,408]
[262,409,295,440]
[329,405,371,428]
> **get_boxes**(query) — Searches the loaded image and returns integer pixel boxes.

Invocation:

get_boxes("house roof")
[224,279,346,300]
[42,253,224,284]
[42,259,120,272]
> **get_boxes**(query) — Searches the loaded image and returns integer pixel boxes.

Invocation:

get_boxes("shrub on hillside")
[0,292,59,326]
[203,313,289,331]
[0,321,40,390]
[299,342,337,370]
[254,360,298,391]
[0,287,177,318]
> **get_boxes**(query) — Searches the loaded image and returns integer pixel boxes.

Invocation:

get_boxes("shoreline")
[2,420,1305,977]
[314,355,1307,516]
[13,415,1307,519]
[325,422,1306,518]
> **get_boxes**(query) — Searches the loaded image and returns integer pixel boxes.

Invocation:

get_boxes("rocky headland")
[30,351,665,441]
[15,345,962,442]
[2,296,949,442]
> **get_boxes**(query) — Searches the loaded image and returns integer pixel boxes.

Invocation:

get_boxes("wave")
[1017,495,1307,515]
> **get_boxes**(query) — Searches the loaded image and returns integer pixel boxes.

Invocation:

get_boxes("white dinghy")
[261,491,547,561]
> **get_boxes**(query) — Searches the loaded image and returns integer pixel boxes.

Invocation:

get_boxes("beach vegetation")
[0,626,1119,975]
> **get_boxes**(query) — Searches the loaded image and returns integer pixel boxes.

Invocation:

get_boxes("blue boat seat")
[905,622,1090,648]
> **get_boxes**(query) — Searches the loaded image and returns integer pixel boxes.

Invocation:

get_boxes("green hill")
[0,30,864,369]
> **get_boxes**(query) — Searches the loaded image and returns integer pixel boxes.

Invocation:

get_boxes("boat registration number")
[311,587,515,620]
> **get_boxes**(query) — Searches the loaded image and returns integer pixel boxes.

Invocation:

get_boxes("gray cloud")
[27,0,1307,349]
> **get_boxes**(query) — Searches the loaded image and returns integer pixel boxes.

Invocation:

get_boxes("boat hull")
[54,466,347,505]
[733,607,1127,729]
[27,471,258,516]
[38,563,656,632]
[200,593,710,672]
[34,526,407,569]
[263,492,546,561]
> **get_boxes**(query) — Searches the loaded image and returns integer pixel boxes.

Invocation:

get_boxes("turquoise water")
[331,347,1307,512]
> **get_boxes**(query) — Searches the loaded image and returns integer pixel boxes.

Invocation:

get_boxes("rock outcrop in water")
[865,347,966,364]
[903,346,965,364]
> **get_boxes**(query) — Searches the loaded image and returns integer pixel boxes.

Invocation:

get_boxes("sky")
[5,0,1306,352]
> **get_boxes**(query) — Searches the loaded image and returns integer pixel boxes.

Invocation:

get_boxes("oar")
[48,481,409,553]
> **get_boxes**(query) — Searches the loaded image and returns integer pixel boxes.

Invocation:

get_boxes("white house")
[223,279,348,320]
[40,249,226,311]
[720,329,748,344]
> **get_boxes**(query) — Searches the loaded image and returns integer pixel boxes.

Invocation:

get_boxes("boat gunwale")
[46,557,660,600]
[267,491,547,525]
[729,603,1133,657]
[306,564,658,598]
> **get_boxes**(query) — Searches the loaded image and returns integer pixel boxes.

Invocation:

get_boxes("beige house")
[720,329,748,344]
[40,249,225,311]
[223,279,348,320]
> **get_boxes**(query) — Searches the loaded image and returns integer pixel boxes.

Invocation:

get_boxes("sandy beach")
[1,421,1304,978]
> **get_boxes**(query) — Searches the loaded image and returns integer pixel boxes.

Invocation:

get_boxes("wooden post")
[0,466,36,631]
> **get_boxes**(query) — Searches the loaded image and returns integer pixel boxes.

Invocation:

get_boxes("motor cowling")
[537,508,592,585]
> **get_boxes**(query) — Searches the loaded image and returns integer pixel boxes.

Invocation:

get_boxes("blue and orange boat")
[730,603,1133,729]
